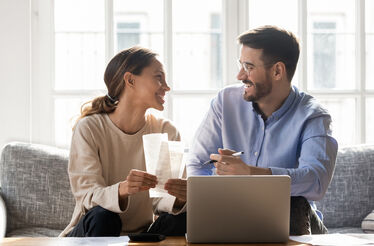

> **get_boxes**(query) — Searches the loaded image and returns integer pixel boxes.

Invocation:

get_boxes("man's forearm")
[249,166,272,175]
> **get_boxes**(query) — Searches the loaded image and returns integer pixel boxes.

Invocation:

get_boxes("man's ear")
[273,62,286,81]
[123,72,135,87]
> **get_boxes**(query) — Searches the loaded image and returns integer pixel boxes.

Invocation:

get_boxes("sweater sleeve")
[68,119,129,214]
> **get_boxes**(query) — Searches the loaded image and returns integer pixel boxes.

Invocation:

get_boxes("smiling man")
[187,26,338,235]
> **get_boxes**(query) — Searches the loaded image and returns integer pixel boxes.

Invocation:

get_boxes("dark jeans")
[67,197,327,237]
[290,196,328,235]
[67,206,122,237]
[66,206,186,237]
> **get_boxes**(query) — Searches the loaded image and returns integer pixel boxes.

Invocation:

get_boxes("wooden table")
[1,236,310,246]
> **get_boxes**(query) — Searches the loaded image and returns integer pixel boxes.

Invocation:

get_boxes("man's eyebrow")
[243,61,255,66]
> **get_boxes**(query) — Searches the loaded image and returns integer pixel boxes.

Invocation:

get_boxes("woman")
[60,47,187,237]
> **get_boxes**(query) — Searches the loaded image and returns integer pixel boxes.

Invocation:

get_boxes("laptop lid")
[186,175,290,243]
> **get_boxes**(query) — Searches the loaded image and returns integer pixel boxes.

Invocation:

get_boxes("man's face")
[237,45,273,103]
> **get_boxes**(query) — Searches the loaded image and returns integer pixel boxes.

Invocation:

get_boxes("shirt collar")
[270,86,296,120]
[249,86,297,121]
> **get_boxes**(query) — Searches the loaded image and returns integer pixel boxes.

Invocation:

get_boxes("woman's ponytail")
[73,46,157,130]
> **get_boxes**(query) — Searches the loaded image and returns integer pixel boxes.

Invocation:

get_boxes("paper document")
[58,236,129,246]
[143,133,185,197]
[290,234,374,246]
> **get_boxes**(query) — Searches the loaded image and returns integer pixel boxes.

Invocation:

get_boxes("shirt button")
[254,152,258,156]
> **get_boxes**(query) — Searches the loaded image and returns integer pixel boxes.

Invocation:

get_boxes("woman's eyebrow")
[155,70,165,75]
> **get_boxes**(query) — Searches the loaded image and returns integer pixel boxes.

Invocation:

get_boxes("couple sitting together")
[59,25,338,237]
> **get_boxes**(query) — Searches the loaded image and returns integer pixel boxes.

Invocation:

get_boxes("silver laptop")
[186,175,290,243]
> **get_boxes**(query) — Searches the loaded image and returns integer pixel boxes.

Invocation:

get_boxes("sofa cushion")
[6,227,61,237]
[328,227,364,234]
[362,210,374,233]
[0,142,75,233]
[315,145,374,228]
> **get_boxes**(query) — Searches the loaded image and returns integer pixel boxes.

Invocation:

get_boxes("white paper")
[290,234,374,246]
[57,236,129,246]
[143,133,185,197]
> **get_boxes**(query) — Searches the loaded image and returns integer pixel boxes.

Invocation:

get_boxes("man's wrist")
[250,166,272,175]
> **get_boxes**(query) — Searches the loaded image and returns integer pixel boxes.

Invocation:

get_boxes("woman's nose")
[163,82,170,91]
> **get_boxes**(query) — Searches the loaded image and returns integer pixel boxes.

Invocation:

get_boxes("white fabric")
[0,194,6,239]
[362,210,374,233]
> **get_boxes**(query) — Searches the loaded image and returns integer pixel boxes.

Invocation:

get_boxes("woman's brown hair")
[74,46,157,128]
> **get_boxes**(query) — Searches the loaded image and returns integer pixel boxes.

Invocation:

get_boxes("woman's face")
[132,58,170,111]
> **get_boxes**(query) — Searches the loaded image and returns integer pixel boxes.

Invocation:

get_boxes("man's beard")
[242,77,272,102]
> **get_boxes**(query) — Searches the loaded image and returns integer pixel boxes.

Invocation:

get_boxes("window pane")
[55,0,104,32]
[54,97,93,147]
[366,0,374,90]
[54,0,105,90]
[173,0,223,90]
[113,0,164,56]
[315,97,356,146]
[307,0,355,90]
[366,98,374,143]
[248,0,298,34]
[173,95,215,148]
[248,0,299,87]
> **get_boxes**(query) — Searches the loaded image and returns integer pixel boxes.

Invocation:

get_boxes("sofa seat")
[328,227,364,234]
[6,227,61,237]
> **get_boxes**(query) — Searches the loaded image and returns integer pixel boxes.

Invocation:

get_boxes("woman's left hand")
[164,178,187,202]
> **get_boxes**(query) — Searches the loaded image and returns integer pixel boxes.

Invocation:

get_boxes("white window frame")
[31,0,372,148]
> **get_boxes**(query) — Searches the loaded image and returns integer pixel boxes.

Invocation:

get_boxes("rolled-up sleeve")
[270,116,338,201]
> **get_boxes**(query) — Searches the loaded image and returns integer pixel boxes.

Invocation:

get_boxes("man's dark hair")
[238,25,300,81]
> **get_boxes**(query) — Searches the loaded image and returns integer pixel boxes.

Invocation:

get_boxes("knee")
[93,207,121,224]
[85,206,122,236]
[291,196,311,214]
[290,196,311,235]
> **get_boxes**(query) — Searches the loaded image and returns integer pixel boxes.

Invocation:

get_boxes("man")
[186,26,338,235]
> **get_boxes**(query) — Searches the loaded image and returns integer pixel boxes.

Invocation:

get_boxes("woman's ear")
[123,72,135,88]
[273,62,286,81]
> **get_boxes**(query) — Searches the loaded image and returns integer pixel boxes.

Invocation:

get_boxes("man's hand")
[164,178,187,203]
[211,148,272,175]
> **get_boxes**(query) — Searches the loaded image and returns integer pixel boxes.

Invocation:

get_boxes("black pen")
[203,151,244,165]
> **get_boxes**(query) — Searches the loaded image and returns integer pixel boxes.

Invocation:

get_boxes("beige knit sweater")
[60,113,183,236]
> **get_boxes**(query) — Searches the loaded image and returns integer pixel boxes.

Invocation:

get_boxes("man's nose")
[237,69,247,81]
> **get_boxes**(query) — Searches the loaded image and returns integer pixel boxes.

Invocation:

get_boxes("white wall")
[0,0,31,149]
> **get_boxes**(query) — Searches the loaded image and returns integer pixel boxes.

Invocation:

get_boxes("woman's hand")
[164,178,187,207]
[119,169,158,198]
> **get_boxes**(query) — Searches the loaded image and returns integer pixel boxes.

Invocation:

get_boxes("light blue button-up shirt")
[186,84,338,219]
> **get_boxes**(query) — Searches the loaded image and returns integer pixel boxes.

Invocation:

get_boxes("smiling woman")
[60,46,187,237]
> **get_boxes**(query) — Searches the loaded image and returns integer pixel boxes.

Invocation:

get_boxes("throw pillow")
[362,210,374,233]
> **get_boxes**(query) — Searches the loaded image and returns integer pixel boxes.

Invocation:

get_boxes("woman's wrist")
[118,181,129,210]
[118,181,129,198]
[173,198,186,209]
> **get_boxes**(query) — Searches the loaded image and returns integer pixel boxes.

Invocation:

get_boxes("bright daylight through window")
[54,0,374,148]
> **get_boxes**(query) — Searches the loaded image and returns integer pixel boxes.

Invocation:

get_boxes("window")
[49,0,373,148]
[116,22,141,51]
[312,21,337,89]
[248,0,372,146]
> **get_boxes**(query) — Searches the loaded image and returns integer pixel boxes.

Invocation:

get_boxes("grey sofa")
[0,142,373,237]
[0,142,74,237]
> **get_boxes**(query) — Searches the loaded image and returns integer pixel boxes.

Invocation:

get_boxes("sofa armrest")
[0,191,7,238]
